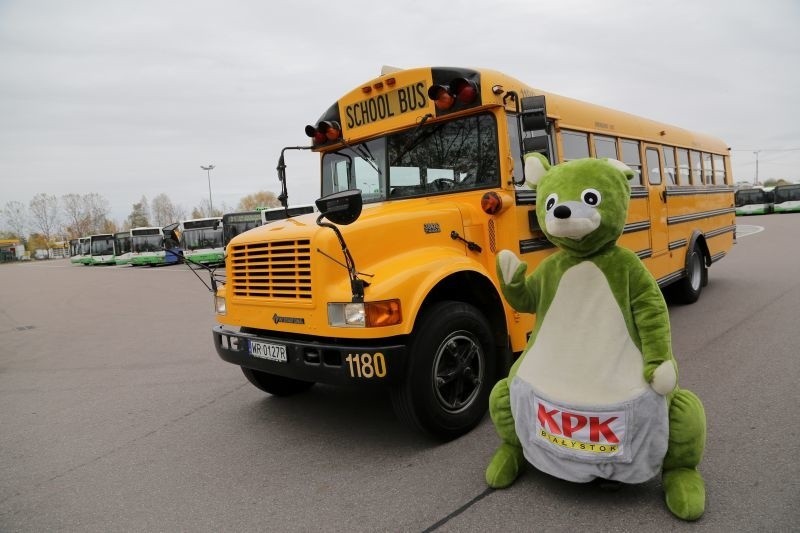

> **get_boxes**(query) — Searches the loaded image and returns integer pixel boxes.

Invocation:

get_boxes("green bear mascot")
[485,153,707,521]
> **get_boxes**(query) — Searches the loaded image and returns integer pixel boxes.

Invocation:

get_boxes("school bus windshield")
[321,113,500,202]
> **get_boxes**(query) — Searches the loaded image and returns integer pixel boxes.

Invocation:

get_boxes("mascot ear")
[604,158,634,180]
[524,152,550,189]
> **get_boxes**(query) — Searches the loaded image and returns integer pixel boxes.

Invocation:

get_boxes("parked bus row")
[735,183,800,215]
[68,207,315,267]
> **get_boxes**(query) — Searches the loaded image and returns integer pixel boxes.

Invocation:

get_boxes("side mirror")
[315,189,363,226]
[522,136,550,157]
[520,95,547,131]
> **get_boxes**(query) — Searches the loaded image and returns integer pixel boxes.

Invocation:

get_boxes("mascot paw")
[497,250,525,286]
[651,360,677,395]
[663,467,705,521]
[485,443,523,489]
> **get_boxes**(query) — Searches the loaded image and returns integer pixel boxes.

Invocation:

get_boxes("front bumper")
[212,325,408,385]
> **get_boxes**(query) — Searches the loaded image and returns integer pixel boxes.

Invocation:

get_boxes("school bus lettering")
[345,352,387,379]
[345,82,426,128]
[396,82,427,113]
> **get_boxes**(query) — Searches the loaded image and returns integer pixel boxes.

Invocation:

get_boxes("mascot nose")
[553,205,571,219]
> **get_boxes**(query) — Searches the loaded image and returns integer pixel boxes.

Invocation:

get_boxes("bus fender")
[411,256,495,330]
[686,230,711,268]
[685,230,710,287]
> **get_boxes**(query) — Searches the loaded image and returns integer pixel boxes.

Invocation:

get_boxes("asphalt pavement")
[1,213,798,532]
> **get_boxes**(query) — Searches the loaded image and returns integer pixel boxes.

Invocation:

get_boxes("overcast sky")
[1,0,798,226]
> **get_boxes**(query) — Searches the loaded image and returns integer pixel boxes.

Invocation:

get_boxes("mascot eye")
[581,188,601,207]
[545,193,558,211]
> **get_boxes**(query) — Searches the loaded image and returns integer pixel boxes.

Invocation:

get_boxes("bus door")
[644,145,668,258]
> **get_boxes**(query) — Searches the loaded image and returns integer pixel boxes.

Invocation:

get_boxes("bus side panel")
[666,188,735,267]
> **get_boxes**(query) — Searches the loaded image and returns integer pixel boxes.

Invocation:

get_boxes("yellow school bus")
[212,66,735,440]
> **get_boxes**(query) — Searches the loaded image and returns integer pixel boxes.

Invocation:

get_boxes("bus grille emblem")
[273,313,305,325]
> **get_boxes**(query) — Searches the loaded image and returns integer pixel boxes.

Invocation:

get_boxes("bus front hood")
[227,198,476,294]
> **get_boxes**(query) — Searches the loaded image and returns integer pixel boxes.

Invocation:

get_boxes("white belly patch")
[516,261,647,404]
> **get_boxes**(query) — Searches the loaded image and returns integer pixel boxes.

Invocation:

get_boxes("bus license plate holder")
[248,340,287,363]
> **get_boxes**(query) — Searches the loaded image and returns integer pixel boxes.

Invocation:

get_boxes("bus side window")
[702,153,713,185]
[677,148,690,186]
[689,150,702,186]
[645,147,663,185]
[621,139,642,186]
[712,154,726,185]
[334,160,351,192]
[593,135,618,159]
[662,146,677,185]
[561,130,589,161]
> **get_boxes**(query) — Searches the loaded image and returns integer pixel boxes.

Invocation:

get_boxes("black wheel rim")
[432,330,485,413]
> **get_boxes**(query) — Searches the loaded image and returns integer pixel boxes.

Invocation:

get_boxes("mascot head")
[525,153,634,257]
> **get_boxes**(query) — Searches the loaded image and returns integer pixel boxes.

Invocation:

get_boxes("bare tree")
[173,204,187,223]
[1,200,28,240]
[151,193,181,226]
[85,193,110,234]
[62,194,90,238]
[28,193,60,243]
[191,198,223,218]
[62,193,111,237]
[237,191,280,211]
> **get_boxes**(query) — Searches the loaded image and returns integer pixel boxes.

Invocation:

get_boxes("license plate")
[248,340,287,363]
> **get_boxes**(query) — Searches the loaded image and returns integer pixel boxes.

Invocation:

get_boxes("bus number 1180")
[345,353,387,379]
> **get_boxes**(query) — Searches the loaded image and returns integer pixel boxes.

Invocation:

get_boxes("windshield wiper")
[390,113,434,166]
[356,143,380,175]
[339,137,381,176]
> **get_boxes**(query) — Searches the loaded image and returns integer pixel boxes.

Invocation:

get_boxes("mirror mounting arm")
[316,216,364,302]
[277,145,313,208]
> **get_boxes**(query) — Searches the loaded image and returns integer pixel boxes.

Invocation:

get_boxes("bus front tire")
[241,367,315,397]
[671,245,706,304]
[390,301,496,441]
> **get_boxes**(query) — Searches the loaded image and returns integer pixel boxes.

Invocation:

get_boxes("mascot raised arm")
[485,153,707,521]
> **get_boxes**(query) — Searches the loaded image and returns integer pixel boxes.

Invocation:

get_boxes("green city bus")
[772,183,800,213]
[735,187,773,215]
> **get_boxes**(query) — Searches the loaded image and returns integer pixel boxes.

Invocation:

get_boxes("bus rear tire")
[390,301,496,441]
[671,244,706,304]
[241,367,315,397]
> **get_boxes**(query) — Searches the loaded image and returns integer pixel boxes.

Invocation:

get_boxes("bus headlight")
[215,295,226,315]
[328,300,402,327]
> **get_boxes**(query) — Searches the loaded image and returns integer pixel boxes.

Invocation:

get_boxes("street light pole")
[753,151,760,185]
[201,164,215,213]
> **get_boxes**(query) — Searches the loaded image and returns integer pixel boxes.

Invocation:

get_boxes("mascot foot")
[485,443,523,489]
[663,467,705,521]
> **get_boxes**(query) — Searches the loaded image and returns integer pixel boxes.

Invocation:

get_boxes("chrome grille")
[229,239,312,299]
